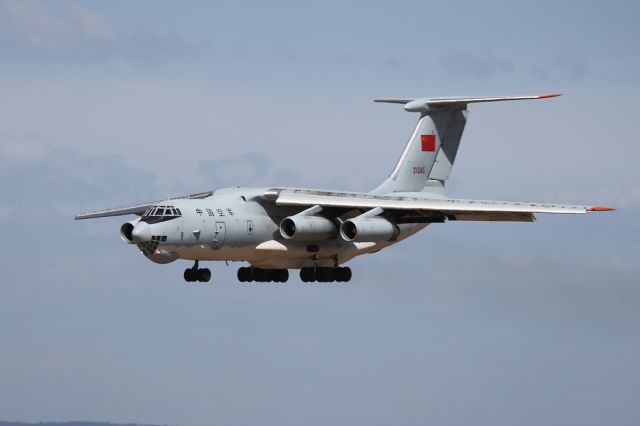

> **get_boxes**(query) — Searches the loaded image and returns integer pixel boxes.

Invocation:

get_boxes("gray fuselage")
[125,187,425,269]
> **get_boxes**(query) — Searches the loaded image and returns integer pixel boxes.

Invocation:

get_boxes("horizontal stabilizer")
[375,94,561,113]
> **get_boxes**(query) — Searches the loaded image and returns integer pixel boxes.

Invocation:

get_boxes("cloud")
[197,152,308,188]
[0,134,157,221]
[529,47,590,80]
[0,0,204,64]
[534,181,640,209]
[440,50,513,80]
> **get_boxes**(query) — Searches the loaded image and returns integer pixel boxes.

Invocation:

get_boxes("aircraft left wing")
[264,189,614,222]
[75,202,155,220]
[74,190,215,220]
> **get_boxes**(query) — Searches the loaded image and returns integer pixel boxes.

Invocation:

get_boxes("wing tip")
[587,206,616,212]
[373,98,412,104]
[538,93,562,99]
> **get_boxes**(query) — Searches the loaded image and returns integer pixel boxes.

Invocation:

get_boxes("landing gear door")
[212,221,226,249]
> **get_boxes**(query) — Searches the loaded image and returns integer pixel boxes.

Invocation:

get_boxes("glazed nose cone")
[132,221,152,243]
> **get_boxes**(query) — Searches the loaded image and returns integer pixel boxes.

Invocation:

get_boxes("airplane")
[75,94,614,284]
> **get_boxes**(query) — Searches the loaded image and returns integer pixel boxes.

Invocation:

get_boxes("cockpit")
[141,205,182,224]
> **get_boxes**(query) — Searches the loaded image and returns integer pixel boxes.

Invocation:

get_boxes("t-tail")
[371,94,561,195]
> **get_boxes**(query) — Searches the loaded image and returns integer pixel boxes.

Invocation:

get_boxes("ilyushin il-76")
[76,94,613,284]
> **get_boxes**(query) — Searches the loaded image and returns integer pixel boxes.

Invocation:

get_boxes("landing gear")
[184,260,211,283]
[300,267,352,283]
[237,267,289,283]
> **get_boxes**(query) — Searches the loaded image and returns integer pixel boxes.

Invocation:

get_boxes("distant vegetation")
[0,422,172,426]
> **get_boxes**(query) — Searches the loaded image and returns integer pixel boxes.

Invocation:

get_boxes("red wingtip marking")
[538,93,562,99]
[588,206,616,212]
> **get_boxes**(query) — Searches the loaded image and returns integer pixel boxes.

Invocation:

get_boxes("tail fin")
[370,94,561,195]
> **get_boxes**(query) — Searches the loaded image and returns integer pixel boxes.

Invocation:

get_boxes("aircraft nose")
[132,221,152,242]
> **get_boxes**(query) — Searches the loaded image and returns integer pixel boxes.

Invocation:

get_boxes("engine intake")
[120,219,140,244]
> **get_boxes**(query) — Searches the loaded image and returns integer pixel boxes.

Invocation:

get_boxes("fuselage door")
[212,221,226,249]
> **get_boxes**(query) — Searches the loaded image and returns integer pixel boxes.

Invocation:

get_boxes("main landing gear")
[300,267,352,283]
[237,267,289,283]
[184,260,211,283]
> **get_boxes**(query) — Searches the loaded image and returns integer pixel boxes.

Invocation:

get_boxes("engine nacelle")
[340,217,399,242]
[280,215,337,241]
[120,218,140,244]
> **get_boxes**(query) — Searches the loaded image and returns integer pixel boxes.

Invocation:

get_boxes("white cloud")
[440,50,513,80]
[0,0,203,64]
[529,47,591,81]
[0,133,48,164]
[534,181,640,209]
[0,135,157,221]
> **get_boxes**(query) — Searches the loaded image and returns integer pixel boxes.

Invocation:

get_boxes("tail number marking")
[413,166,425,174]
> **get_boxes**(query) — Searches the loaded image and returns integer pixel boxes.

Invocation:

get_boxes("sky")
[0,1,639,425]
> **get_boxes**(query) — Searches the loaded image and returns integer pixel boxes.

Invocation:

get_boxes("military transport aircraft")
[76,94,613,284]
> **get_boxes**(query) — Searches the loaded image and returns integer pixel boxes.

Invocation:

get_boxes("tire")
[300,267,311,282]
[184,269,194,282]
[316,268,336,283]
[277,269,289,283]
[199,268,211,282]
[254,268,267,282]
[316,267,329,282]
[326,268,337,282]
[342,267,352,282]
[236,267,245,282]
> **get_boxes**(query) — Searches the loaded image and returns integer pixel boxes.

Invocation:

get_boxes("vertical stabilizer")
[371,108,468,194]
[371,94,560,195]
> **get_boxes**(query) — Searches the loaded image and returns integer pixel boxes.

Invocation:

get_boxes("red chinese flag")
[421,134,436,152]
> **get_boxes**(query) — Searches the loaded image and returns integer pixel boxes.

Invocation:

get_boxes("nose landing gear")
[184,260,211,283]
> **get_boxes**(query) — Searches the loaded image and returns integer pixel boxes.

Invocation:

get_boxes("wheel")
[316,267,326,282]
[317,267,335,282]
[237,267,249,282]
[198,268,211,282]
[326,268,336,282]
[300,267,311,282]
[342,267,352,282]
[254,268,267,282]
[265,269,275,283]
[184,269,195,282]
[277,269,289,283]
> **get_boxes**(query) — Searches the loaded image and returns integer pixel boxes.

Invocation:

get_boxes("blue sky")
[0,1,639,425]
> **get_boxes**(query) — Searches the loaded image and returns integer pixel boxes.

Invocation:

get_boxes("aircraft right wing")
[264,189,614,222]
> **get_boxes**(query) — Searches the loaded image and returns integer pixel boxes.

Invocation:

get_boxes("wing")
[75,202,154,220]
[264,189,614,222]
[74,190,215,220]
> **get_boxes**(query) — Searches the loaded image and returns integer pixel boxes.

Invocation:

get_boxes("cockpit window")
[143,205,182,218]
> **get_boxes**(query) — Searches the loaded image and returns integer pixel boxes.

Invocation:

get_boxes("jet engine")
[279,215,337,241]
[120,218,140,244]
[340,217,399,242]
